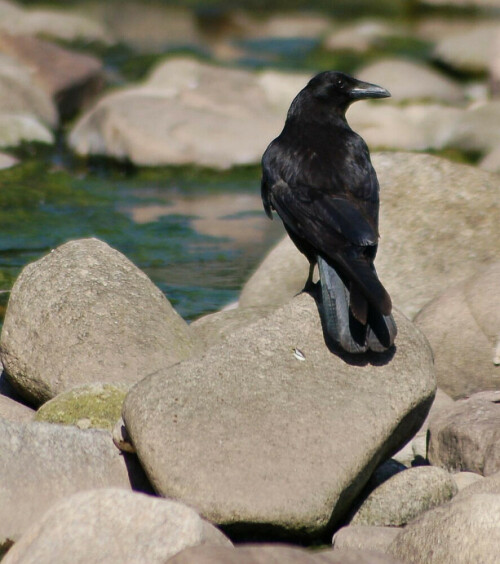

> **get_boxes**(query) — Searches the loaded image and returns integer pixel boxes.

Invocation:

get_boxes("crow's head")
[306,71,390,106]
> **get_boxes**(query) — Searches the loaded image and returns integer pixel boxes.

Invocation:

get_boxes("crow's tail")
[317,256,397,353]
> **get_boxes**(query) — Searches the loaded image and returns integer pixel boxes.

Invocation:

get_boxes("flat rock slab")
[388,494,500,564]
[357,58,464,103]
[0,418,149,544]
[167,544,403,564]
[123,293,435,541]
[428,390,500,476]
[0,238,195,405]
[68,58,287,168]
[349,466,457,526]
[3,489,231,564]
[415,261,500,399]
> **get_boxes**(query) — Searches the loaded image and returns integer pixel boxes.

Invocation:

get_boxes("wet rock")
[388,494,500,564]
[349,466,457,526]
[357,59,464,103]
[428,390,500,475]
[0,32,104,119]
[333,525,400,553]
[0,418,149,544]
[0,394,34,422]
[34,383,129,431]
[0,238,196,405]
[0,151,17,169]
[3,489,231,564]
[0,52,57,127]
[166,544,404,564]
[0,0,110,44]
[123,293,435,541]
[69,57,288,168]
[375,153,500,319]
[241,153,500,321]
[433,21,500,73]
[415,262,500,399]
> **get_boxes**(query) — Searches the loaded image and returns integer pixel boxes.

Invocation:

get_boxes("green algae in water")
[0,159,281,325]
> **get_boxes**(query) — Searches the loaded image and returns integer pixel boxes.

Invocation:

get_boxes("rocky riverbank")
[0,151,499,563]
[0,0,499,562]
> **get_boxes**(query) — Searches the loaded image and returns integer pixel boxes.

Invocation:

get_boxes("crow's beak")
[350,79,391,100]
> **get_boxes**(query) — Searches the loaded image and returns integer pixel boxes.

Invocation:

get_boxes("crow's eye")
[337,79,344,88]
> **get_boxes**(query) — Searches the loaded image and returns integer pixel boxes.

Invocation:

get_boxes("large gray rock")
[69,58,289,168]
[428,390,500,476]
[123,293,435,541]
[0,0,110,43]
[167,544,403,564]
[349,466,457,526]
[453,470,500,501]
[0,238,195,405]
[357,59,464,103]
[433,22,500,73]
[3,489,231,564]
[241,153,500,321]
[0,394,34,422]
[347,103,462,152]
[388,494,500,564]
[87,3,202,52]
[333,525,400,553]
[190,306,274,352]
[0,418,149,544]
[415,262,500,399]
[0,52,57,126]
[445,100,500,154]
[0,32,104,119]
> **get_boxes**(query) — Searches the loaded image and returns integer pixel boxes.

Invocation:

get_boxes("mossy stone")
[35,383,129,431]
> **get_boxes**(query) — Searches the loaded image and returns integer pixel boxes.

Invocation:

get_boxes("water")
[0,155,283,322]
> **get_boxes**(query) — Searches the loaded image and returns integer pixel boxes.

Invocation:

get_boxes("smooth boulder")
[3,489,231,564]
[415,261,500,399]
[388,494,500,564]
[167,544,404,564]
[69,58,288,168]
[0,238,195,405]
[0,418,150,544]
[428,390,500,476]
[349,466,457,526]
[123,293,435,541]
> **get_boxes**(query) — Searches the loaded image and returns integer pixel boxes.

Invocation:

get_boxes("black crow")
[261,71,396,353]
